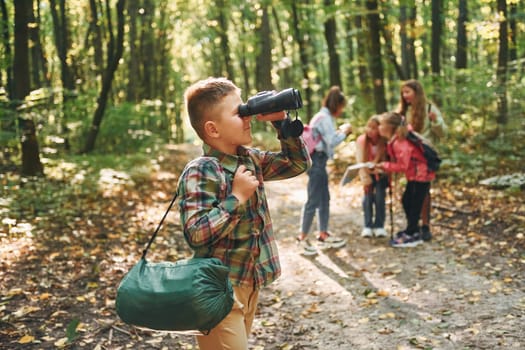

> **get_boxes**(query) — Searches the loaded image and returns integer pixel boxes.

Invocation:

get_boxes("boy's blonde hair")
[184,77,241,139]
[381,111,408,139]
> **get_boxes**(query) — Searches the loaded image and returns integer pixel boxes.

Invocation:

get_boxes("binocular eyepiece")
[238,88,303,117]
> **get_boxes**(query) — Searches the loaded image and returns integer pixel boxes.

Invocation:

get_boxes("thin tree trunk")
[323,0,341,87]
[496,0,508,125]
[408,5,418,78]
[399,4,410,79]
[271,6,291,87]
[381,12,405,80]
[29,0,50,88]
[291,1,313,119]
[508,2,517,68]
[126,0,139,101]
[141,0,154,99]
[456,0,468,69]
[355,2,369,95]
[217,0,234,81]
[1,0,14,98]
[366,0,386,113]
[255,5,273,91]
[14,0,43,176]
[431,0,442,75]
[88,0,104,78]
[84,0,126,153]
[49,0,75,91]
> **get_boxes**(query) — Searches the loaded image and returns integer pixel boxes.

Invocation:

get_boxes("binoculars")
[238,88,303,117]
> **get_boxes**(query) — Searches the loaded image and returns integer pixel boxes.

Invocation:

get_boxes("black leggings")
[402,181,431,235]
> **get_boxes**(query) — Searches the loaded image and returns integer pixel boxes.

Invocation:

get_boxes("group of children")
[174,77,445,347]
[296,79,446,253]
[356,80,446,248]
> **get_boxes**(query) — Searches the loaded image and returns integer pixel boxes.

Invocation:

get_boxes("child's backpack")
[301,113,325,154]
[406,131,442,172]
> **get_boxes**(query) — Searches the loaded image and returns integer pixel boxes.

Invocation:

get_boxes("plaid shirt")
[177,135,310,289]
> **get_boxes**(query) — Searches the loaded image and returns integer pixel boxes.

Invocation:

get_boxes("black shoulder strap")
[141,191,178,259]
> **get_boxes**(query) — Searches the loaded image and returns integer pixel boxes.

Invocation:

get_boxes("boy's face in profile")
[208,91,253,154]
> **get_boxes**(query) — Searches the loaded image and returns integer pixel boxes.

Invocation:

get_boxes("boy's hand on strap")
[232,165,260,204]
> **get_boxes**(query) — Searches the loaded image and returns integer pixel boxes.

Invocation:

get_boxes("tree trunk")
[380,12,405,80]
[496,0,508,125]
[49,0,75,91]
[29,1,50,88]
[255,5,273,92]
[1,0,14,98]
[83,0,126,153]
[399,4,410,79]
[431,0,442,75]
[508,2,517,66]
[126,0,139,102]
[217,0,234,81]
[14,0,43,176]
[408,5,418,78]
[141,0,155,99]
[344,17,355,87]
[271,6,291,87]
[355,3,369,95]
[455,0,468,69]
[88,0,104,79]
[323,0,341,87]
[291,1,313,119]
[366,0,386,113]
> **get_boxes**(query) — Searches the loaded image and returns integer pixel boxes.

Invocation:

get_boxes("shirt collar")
[202,144,250,174]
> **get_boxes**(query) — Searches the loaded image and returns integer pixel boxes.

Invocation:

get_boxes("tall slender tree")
[430,0,442,75]
[496,0,508,125]
[456,0,468,69]
[323,0,341,87]
[14,0,43,176]
[1,0,13,97]
[255,5,273,92]
[216,0,234,81]
[291,1,313,119]
[83,0,126,153]
[365,0,386,113]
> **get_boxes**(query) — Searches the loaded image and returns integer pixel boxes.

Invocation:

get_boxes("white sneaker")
[361,227,373,237]
[318,233,346,249]
[373,228,388,237]
[297,236,318,256]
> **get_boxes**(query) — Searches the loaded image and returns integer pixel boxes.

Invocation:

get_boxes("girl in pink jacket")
[375,112,435,248]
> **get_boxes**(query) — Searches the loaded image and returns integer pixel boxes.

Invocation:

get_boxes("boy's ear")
[203,120,220,139]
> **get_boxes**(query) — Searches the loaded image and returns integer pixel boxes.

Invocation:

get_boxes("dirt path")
[1,144,523,350]
[250,174,524,350]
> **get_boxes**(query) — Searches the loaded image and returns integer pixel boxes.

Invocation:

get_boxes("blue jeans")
[362,175,388,229]
[300,151,329,235]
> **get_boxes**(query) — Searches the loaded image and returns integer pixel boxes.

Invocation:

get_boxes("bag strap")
[141,191,178,259]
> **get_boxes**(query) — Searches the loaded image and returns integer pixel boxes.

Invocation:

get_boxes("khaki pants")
[197,285,259,350]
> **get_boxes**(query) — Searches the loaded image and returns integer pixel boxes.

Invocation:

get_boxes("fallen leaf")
[18,335,34,344]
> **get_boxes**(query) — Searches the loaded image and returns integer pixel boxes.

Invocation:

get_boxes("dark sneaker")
[421,226,432,242]
[390,232,423,248]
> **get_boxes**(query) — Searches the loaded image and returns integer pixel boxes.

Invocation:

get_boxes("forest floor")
[0,143,524,350]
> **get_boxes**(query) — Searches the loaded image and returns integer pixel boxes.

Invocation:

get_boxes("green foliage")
[1,152,155,227]
[65,318,80,343]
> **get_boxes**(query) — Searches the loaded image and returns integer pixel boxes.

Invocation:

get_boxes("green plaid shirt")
[177,135,310,289]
